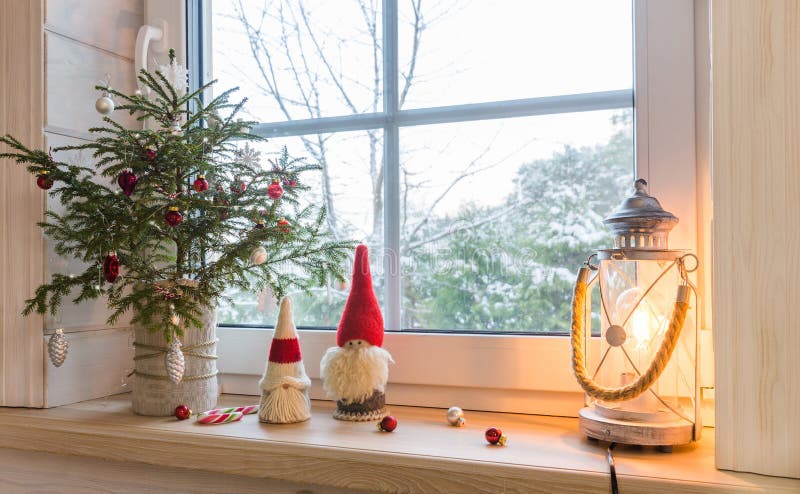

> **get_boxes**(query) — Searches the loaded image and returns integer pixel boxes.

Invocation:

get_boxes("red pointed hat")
[336,244,384,347]
[269,297,302,364]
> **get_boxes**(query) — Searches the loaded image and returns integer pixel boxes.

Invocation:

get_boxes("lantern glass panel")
[592,256,697,419]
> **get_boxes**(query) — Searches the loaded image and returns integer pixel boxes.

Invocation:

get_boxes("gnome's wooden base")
[333,390,388,421]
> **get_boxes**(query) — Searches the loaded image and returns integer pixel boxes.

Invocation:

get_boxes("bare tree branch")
[298,1,360,113]
[400,0,424,108]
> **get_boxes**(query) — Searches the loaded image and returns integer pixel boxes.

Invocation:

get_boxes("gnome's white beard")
[259,363,311,423]
[320,345,394,404]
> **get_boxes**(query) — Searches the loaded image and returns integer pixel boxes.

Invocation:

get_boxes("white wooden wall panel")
[45,0,143,59]
[43,133,132,331]
[1,0,146,408]
[44,327,133,407]
[44,32,139,135]
[0,0,46,408]
[36,1,145,408]
[712,0,800,478]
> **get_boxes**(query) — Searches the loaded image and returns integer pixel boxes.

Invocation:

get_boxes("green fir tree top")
[0,55,353,338]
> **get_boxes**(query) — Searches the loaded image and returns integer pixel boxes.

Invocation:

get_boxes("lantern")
[570,179,700,451]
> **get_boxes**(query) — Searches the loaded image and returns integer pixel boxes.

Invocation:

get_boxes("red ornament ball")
[117,169,138,196]
[485,427,507,446]
[36,171,53,190]
[232,181,247,194]
[277,218,291,233]
[174,404,192,421]
[267,180,284,199]
[193,175,209,192]
[165,207,184,227]
[378,415,397,432]
[103,251,120,283]
[143,147,157,160]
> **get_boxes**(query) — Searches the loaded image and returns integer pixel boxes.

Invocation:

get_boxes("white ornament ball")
[250,246,267,265]
[446,406,466,427]
[95,95,115,115]
[169,121,183,136]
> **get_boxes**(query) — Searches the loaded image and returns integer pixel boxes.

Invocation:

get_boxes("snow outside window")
[208,0,635,334]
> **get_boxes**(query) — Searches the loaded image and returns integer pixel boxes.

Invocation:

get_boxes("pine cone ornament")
[47,329,68,367]
[165,340,185,384]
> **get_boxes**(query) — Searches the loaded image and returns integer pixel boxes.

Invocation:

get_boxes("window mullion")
[382,0,401,331]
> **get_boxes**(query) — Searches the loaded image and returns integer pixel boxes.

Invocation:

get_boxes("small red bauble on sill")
[378,415,397,432]
[485,427,507,446]
[174,404,192,421]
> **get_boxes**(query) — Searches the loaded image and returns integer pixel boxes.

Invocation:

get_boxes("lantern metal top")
[603,179,678,250]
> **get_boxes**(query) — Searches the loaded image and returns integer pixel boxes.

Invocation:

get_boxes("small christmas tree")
[0,50,352,338]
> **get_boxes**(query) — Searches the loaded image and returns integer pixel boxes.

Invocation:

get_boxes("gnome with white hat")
[258,296,312,424]
[320,244,394,421]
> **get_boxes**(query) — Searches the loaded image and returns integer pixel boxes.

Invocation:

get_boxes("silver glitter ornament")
[47,328,69,367]
[165,339,185,384]
[95,95,115,115]
[446,406,466,427]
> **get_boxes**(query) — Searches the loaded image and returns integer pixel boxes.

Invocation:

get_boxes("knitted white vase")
[131,307,219,416]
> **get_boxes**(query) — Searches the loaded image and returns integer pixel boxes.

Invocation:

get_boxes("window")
[210,0,634,333]
[190,0,698,413]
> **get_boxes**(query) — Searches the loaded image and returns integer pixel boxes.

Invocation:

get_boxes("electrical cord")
[607,442,619,494]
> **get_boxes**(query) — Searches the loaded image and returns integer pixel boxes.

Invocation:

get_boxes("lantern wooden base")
[579,406,694,449]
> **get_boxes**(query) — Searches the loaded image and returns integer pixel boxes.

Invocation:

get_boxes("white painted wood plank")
[45,31,139,134]
[43,132,132,331]
[45,0,143,60]
[712,0,800,478]
[44,327,133,407]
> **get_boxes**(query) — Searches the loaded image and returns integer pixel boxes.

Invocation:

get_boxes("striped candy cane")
[196,412,244,425]
[198,405,258,417]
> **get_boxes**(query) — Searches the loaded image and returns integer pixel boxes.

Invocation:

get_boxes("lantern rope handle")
[570,267,690,402]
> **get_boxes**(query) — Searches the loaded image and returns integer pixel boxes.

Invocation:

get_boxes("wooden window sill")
[0,394,795,493]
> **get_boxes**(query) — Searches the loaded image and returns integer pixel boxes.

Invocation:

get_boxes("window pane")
[212,0,383,121]
[398,0,633,109]
[400,110,633,332]
[216,130,385,327]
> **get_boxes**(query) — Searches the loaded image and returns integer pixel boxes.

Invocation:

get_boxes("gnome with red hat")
[259,297,312,424]
[320,244,394,421]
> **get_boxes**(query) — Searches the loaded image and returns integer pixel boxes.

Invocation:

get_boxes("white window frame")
[161,0,699,415]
